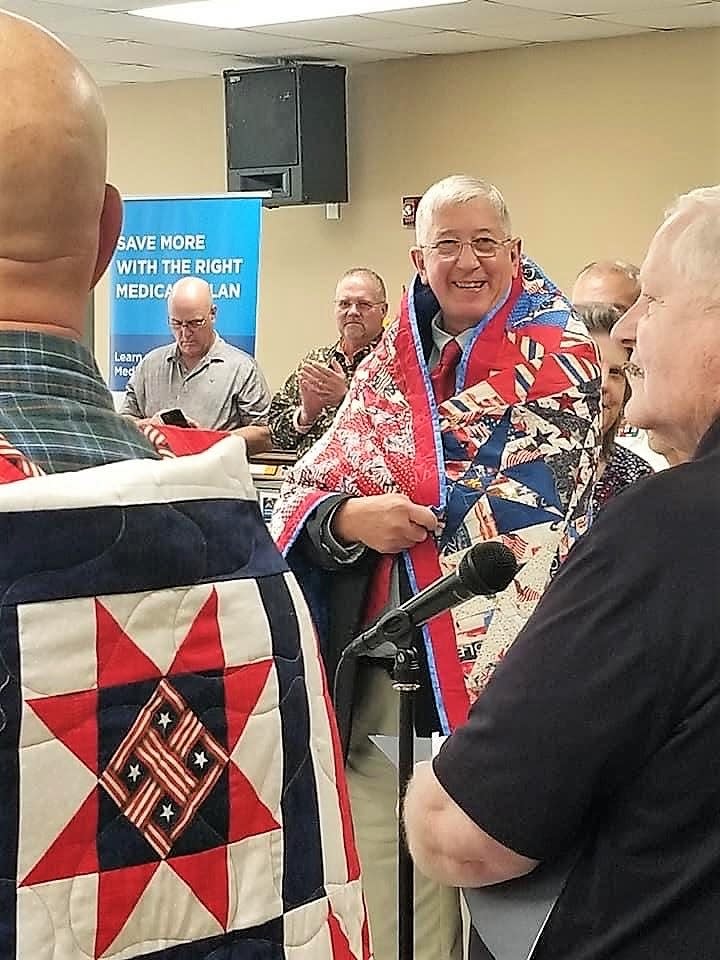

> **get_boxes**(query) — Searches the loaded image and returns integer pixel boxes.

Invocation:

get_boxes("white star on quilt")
[193,750,209,770]
[157,711,173,731]
[160,803,175,823]
[127,763,141,783]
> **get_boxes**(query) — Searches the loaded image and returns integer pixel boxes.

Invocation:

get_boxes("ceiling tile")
[84,61,187,84]
[250,15,443,43]
[39,0,168,7]
[598,2,720,29]
[494,0,706,11]
[90,38,251,72]
[149,29,328,58]
[511,15,648,39]
[367,1,561,31]
[4,2,127,35]
[287,42,412,63]
[378,30,527,53]
[373,7,648,41]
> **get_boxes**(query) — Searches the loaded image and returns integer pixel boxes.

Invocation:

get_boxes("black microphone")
[347,541,518,656]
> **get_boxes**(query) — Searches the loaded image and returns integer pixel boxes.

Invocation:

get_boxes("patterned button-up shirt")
[0,330,158,474]
[269,338,380,457]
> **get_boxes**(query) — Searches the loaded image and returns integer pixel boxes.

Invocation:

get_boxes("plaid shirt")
[0,331,158,474]
[268,338,380,456]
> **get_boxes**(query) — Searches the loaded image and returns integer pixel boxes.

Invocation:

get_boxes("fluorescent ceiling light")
[130,0,467,30]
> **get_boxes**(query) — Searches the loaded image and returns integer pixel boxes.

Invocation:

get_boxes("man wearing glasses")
[121,276,272,455]
[269,268,387,456]
[272,175,600,960]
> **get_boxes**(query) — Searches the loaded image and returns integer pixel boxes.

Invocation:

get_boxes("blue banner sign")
[109,195,262,390]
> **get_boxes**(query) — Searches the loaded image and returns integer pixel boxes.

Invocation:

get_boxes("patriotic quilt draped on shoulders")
[272,257,601,732]
[0,436,369,959]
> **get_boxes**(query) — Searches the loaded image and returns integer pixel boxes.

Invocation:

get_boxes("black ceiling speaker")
[224,64,348,208]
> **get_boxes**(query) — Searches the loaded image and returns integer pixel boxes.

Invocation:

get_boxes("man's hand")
[298,359,348,425]
[236,424,272,457]
[332,493,439,554]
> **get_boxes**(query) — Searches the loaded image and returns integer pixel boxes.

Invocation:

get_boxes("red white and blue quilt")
[0,439,369,959]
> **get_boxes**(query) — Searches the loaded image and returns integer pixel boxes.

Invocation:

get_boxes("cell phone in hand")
[159,408,190,427]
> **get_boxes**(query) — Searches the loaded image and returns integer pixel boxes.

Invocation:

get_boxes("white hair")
[414,175,512,246]
[661,186,720,302]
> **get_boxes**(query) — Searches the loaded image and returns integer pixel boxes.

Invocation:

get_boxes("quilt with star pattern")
[0,438,369,959]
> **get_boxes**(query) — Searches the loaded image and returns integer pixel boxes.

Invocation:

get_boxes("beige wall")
[98,27,720,389]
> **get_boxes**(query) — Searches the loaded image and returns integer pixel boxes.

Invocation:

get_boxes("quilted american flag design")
[0,439,369,959]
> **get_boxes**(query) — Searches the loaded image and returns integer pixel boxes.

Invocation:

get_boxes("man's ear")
[90,184,123,289]
[410,246,428,284]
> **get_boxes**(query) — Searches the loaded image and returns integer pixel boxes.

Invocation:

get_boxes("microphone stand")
[362,608,422,960]
[336,543,518,960]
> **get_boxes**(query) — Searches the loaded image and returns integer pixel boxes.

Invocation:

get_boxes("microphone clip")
[350,608,421,691]
[392,647,421,693]
[370,609,421,692]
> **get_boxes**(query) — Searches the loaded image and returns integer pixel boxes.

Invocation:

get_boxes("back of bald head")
[0,12,121,337]
[571,259,641,312]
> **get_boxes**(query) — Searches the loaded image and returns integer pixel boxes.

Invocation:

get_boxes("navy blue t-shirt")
[435,418,720,960]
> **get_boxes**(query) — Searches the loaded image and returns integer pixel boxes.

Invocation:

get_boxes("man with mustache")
[269,267,387,456]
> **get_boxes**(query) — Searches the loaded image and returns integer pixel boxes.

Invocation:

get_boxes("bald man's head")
[0,12,122,337]
[571,260,641,312]
[167,278,217,363]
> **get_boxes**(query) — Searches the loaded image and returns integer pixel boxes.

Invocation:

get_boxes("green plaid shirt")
[268,338,380,457]
[0,331,158,474]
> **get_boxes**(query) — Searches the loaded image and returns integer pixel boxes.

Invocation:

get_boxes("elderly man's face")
[412,199,520,335]
[613,215,720,450]
[168,291,216,362]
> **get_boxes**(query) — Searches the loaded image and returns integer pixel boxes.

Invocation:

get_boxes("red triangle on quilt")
[168,845,229,929]
[168,587,225,676]
[26,688,98,774]
[228,761,279,844]
[95,600,162,687]
[21,787,98,886]
[95,861,160,958]
[224,660,273,752]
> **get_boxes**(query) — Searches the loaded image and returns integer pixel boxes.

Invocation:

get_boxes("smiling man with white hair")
[404,184,720,959]
[272,174,600,959]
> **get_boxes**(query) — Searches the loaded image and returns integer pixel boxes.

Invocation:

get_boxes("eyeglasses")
[424,237,514,260]
[169,317,209,331]
[334,299,385,313]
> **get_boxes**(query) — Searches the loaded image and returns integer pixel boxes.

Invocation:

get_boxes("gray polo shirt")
[120,335,271,430]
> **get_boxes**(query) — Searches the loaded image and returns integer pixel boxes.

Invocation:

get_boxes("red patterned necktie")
[430,338,462,404]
